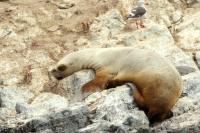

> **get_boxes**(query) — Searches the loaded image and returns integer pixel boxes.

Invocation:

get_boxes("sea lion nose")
[56,76,64,80]
[48,67,65,80]
[50,68,57,73]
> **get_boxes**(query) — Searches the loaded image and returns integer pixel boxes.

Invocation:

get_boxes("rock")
[61,70,95,102]
[0,103,89,133]
[118,21,197,68]
[185,0,199,6]
[1,0,200,132]
[37,129,54,133]
[86,85,149,131]
[0,87,34,109]
[88,10,197,69]
[49,0,75,10]
[175,66,196,76]
[0,25,13,38]
[176,11,200,50]
[95,86,149,128]
[11,8,37,27]
[81,85,150,133]
[0,79,3,85]
[166,47,198,70]
[170,10,183,24]
[182,72,200,101]
[79,120,112,133]
[0,57,25,86]
[9,93,69,119]
[47,25,60,32]
[145,109,200,133]
[29,68,52,93]
[0,0,9,2]
[90,9,125,45]
[170,72,200,116]
[15,102,35,115]
[172,97,198,116]
[195,51,200,68]
[160,14,171,28]
[57,2,75,9]
[0,108,16,120]
[30,93,69,113]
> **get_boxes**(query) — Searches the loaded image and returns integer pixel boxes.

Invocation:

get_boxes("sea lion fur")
[50,47,182,123]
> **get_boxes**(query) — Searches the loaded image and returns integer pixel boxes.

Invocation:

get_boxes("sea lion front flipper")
[81,69,114,98]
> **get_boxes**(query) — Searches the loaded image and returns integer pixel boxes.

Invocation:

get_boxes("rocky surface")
[0,0,200,132]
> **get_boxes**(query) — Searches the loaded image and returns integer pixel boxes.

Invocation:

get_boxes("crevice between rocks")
[192,52,200,70]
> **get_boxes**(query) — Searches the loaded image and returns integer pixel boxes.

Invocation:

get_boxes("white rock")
[90,9,125,45]
[30,92,68,113]
[94,85,149,129]
[0,108,16,120]
[61,70,95,102]
[195,51,200,68]
[176,11,200,50]
[0,87,34,109]
[170,10,183,24]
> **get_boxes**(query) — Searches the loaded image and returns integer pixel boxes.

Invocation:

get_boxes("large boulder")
[84,85,149,132]
[176,11,200,50]
[0,103,89,133]
[0,87,34,109]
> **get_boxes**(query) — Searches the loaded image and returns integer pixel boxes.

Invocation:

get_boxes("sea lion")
[49,47,182,123]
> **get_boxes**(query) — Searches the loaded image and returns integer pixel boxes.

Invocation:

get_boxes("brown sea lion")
[49,47,182,123]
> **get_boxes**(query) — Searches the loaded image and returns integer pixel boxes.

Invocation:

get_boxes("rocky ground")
[0,0,200,132]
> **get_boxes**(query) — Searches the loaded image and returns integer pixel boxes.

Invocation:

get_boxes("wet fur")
[50,47,182,123]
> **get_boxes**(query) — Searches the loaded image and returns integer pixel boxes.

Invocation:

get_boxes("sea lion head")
[49,64,67,80]
[49,57,79,80]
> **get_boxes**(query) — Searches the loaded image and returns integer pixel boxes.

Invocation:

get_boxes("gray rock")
[79,120,112,133]
[90,9,125,45]
[182,72,200,99]
[0,25,13,38]
[170,10,183,24]
[86,85,149,131]
[185,0,199,6]
[0,107,16,120]
[0,103,89,133]
[61,70,95,102]
[145,109,200,133]
[15,102,34,114]
[79,119,140,133]
[89,13,197,69]
[0,87,34,109]
[38,129,54,133]
[121,22,197,69]
[176,11,200,50]
[1,0,200,132]
[172,96,198,116]
[57,2,75,9]
[195,51,200,69]
[170,72,200,116]
[30,92,69,113]
[175,66,196,76]
[13,93,69,119]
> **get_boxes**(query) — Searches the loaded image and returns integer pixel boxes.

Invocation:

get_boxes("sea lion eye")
[57,64,67,71]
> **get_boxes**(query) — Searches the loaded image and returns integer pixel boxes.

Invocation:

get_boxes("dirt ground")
[0,0,130,94]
